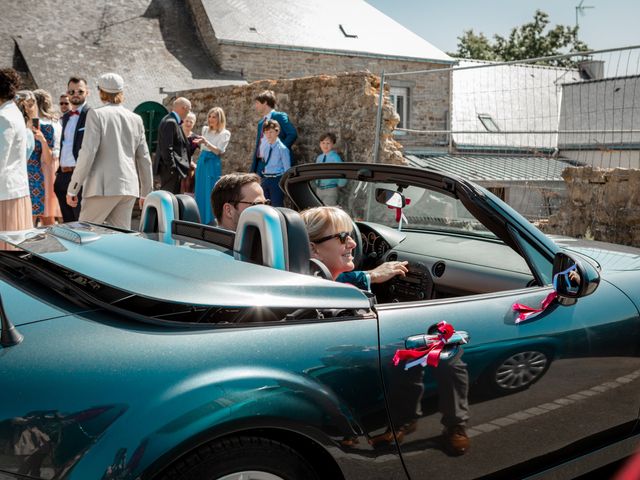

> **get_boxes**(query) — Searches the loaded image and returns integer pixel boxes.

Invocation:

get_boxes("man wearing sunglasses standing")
[210,173,270,231]
[58,94,70,115]
[53,76,91,222]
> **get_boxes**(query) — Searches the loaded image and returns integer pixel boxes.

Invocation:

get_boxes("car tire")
[480,348,552,395]
[159,436,320,480]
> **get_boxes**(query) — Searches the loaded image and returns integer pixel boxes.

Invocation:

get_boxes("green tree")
[449,10,589,66]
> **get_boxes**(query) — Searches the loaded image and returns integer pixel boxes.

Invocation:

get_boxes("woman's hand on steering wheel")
[369,261,409,284]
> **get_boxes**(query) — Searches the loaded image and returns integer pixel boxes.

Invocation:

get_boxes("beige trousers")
[79,195,136,230]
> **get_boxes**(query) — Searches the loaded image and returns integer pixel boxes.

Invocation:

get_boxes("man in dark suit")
[154,97,191,193]
[54,76,91,223]
[250,90,297,174]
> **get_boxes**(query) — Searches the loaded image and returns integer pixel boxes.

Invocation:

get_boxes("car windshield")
[328,178,496,238]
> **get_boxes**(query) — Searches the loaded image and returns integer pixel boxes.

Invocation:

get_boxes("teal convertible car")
[0,162,639,480]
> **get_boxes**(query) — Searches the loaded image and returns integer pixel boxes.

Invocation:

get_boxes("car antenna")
[0,292,23,347]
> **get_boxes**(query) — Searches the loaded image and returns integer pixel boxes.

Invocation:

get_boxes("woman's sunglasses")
[313,231,351,244]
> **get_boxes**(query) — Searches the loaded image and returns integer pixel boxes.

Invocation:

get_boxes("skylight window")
[339,24,358,38]
[478,114,500,132]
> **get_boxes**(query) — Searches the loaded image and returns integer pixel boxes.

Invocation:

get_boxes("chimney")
[578,60,604,80]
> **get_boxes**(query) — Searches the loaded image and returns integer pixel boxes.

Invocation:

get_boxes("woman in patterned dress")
[15,90,55,226]
[33,89,62,225]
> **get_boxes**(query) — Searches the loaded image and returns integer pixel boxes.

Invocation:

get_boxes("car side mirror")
[552,252,600,299]
[375,188,405,209]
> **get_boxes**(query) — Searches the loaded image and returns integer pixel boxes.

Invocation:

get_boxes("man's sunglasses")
[67,89,86,95]
[59,102,70,106]
[313,231,352,244]
[234,199,272,207]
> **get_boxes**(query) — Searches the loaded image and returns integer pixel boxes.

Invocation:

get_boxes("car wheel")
[159,436,319,480]
[482,349,551,395]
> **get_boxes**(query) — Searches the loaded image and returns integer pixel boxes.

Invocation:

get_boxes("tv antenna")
[575,0,594,29]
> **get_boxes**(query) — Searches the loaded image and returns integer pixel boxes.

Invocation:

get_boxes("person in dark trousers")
[250,90,297,174]
[154,97,191,194]
[255,120,290,207]
[53,76,90,222]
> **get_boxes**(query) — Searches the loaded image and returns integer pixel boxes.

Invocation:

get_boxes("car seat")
[175,194,201,224]
[234,205,310,274]
[139,190,179,235]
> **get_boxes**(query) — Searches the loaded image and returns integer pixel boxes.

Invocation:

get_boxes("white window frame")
[390,87,409,135]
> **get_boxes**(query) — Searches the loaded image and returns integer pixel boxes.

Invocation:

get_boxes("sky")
[365,0,640,55]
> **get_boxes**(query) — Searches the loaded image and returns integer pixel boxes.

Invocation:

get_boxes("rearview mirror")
[552,252,600,299]
[375,188,405,209]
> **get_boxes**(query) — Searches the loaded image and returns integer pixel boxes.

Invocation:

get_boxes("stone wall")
[167,71,404,175]
[216,43,450,149]
[545,167,640,245]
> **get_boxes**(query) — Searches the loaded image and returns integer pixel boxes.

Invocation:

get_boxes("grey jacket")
[68,104,152,198]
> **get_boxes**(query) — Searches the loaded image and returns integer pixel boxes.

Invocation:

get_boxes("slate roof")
[405,153,581,182]
[558,75,640,148]
[452,60,581,150]
[200,0,453,63]
[0,0,244,109]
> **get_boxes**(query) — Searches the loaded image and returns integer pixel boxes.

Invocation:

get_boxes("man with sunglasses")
[53,76,91,222]
[58,94,70,115]
[211,173,270,231]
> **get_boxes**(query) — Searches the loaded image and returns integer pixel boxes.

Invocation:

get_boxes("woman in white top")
[193,107,230,225]
[0,69,32,248]
[34,89,62,225]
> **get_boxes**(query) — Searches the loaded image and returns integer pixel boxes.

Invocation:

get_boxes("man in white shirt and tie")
[54,76,91,223]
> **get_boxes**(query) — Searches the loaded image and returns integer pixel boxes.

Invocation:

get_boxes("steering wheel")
[350,220,364,270]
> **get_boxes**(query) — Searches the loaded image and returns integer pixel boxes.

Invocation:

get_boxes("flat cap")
[97,72,124,93]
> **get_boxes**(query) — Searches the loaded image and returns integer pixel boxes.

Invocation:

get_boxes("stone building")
[1,0,453,156]
[184,0,454,149]
[169,72,404,174]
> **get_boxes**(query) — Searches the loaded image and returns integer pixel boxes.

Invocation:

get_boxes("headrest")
[275,207,310,275]
[175,194,201,224]
[233,205,311,274]
[234,205,287,270]
[139,190,179,234]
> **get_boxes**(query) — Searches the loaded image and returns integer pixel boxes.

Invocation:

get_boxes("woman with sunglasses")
[301,206,408,289]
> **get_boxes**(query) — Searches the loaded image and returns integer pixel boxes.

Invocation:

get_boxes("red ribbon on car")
[393,321,454,369]
[388,198,411,222]
[512,291,557,323]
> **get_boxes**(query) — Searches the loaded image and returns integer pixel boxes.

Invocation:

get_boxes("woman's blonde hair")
[33,89,56,121]
[301,206,352,242]
[14,90,36,123]
[207,106,226,132]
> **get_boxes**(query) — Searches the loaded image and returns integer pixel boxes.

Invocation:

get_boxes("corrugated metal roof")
[452,60,581,150]
[201,0,453,63]
[405,153,579,182]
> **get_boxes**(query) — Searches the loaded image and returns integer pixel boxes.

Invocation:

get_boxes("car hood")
[0,224,371,312]
[550,235,640,272]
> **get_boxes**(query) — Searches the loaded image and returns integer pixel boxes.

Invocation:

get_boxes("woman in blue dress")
[194,107,230,225]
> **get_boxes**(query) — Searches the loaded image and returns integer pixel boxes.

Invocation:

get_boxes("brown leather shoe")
[443,425,469,456]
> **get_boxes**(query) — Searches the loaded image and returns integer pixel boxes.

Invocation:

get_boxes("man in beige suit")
[66,73,152,229]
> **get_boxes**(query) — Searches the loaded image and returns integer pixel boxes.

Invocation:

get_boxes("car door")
[282,162,640,478]
[377,280,640,479]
